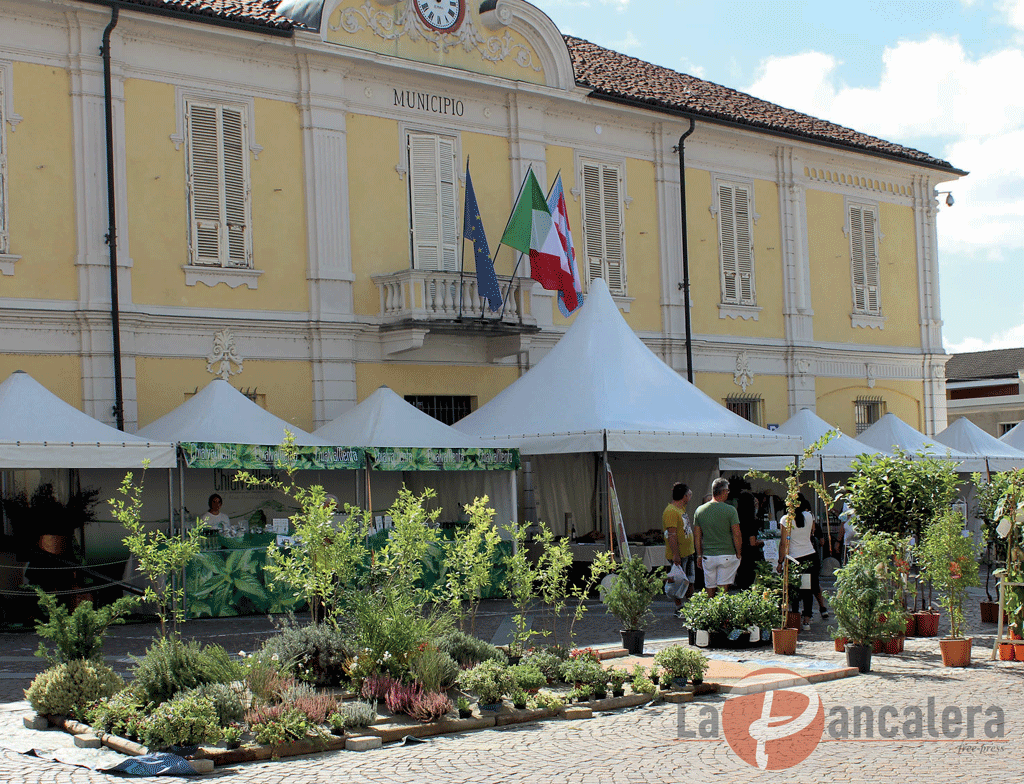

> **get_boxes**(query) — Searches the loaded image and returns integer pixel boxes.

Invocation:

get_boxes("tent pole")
[819,455,833,558]
[510,467,518,529]
[603,431,611,554]
[178,449,188,621]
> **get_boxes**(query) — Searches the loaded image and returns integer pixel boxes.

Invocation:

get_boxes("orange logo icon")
[721,668,824,770]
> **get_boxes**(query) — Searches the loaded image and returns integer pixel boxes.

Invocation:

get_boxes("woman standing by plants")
[778,495,828,630]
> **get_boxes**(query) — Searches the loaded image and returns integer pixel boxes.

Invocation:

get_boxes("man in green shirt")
[694,477,742,597]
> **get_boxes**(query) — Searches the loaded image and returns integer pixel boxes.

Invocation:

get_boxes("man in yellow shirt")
[663,482,694,608]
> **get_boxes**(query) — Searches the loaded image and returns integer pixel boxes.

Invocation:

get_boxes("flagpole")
[458,157,469,320]
[494,166,534,321]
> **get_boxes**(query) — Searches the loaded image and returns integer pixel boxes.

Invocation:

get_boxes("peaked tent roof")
[934,417,1024,472]
[454,279,802,456]
[856,413,975,470]
[1000,419,1024,453]
[719,408,884,473]
[137,379,327,446]
[0,371,176,468]
[314,386,485,448]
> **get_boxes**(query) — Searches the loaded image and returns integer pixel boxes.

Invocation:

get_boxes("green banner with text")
[180,442,365,470]
[368,446,520,471]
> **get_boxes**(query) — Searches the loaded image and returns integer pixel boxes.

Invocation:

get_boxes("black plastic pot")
[845,643,872,673]
[620,629,645,655]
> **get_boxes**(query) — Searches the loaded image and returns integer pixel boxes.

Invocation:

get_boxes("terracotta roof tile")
[946,348,1024,382]
[112,0,293,30]
[564,35,961,173]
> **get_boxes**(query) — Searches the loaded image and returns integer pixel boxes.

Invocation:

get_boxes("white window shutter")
[850,204,880,314]
[718,183,738,302]
[718,182,755,306]
[581,160,626,295]
[0,82,6,253]
[408,133,458,272]
[187,103,223,266]
[221,107,249,268]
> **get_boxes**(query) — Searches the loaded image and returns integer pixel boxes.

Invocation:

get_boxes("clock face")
[414,0,465,32]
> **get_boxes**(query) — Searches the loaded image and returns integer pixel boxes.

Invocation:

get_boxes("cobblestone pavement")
[1,586,1021,783]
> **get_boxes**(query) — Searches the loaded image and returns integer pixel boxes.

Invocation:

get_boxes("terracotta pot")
[1015,644,1024,663]
[998,642,1015,661]
[772,627,798,655]
[939,637,972,668]
[834,637,848,653]
[882,636,904,655]
[1010,628,1022,641]
[979,601,999,624]
[904,615,916,637]
[785,611,803,630]
[914,611,940,637]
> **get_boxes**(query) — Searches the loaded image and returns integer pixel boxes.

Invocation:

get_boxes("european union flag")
[464,164,503,313]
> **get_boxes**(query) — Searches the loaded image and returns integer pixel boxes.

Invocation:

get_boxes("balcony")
[372,269,538,355]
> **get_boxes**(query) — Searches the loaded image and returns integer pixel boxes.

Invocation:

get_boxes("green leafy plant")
[654,645,709,682]
[918,508,980,639]
[501,521,539,652]
[87,687,147,739]
[111,466,204,637]
[408,646,460,692]
[603,555,663,631]
[520,649,561,682]
[509,662,546,692]
[607,667,628,691]
[531,690,564,711]
[510,688,528,709]
[629,664,655,695]
[182,682,244,726]
[456,696,472,717]
[831,544,905,646]
[435,629,508,668]
[567,552,615,648]
[532,523,574,641]
[32,589,138,665]
[329,700,377,731]
[130,637,242,705]
[259,619,353,687]
[222,725,243,745]
[141,692,222,750]
[441,496,501,634]
[249,706,317,746]
[458,659,514,705]
[559,657,605,686]
[24,659,123,717]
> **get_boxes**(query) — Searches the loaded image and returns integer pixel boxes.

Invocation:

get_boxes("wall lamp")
[936,190,954,207]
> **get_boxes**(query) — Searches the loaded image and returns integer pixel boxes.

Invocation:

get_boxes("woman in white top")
[201,493,231,532]
[779,494,829,629]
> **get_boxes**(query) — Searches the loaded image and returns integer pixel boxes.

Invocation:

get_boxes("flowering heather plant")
[410,690,452,723]
[361,674,400,703]
[384,681,423,716]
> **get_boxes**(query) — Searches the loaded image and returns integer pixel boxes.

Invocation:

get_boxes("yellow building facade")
[0,0,960,442]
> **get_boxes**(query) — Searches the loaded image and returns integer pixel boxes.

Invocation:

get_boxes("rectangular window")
[725,394,763,427]
[185,100,251,268]
[999,422,1019,436]
[580,160,625,295]
[849,203,880,314]
[405,395,474,425]
[855,396,885,434]
[407,132,458,271]
[717,181,755,305]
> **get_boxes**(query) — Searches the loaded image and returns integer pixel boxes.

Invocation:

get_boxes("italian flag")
[500,169,579,311]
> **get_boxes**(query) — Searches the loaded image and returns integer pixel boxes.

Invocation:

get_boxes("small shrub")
[410,690,452,723]
[510,662,546,692]
[435,630,507,668]
[385,681,423,716]
[559,657,605,687]
[278,680,316,703]
[222,724,243,745]
[532,690,564,711]
[245,660,290,706]
[328,700,377,731]
[250,706,314,746]
[259,621,353,687]
[25,659,123,717]
[654,645,709,682]
[607,668,628,690]
[408,646,459,692]
[87,688,147,739]
[292,691,340,726]
[141,692,221,750]
[33,590,138,665]
[360,673,400,702]
[182,682,244,726]
[131,638,241,705]
[521,650,561,682]
[630,664,655,695]
[457,659,514,705]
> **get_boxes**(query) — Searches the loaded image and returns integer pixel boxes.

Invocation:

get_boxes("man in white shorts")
[693,477,742,598]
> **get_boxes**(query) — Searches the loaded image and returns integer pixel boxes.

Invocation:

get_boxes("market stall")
[0,370,176,618]
[137,379,363,617]
[454,279,803,547]
[314,385,520,597]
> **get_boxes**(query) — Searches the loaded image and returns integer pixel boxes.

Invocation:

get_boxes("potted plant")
[458,660,513,710]
[831,535,905,673]
[917,508,980,667]
[654,645,709,688]
[456,695,473,719]
[608,668,627,697]
[603,556,663,654]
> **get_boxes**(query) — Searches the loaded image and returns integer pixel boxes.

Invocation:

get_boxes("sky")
[539,0,1024,355]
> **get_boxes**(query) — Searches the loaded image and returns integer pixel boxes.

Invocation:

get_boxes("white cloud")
[679,58,706,79]
[945,317,1024,353]
[610,31,640,53]
[999,0,1024,30]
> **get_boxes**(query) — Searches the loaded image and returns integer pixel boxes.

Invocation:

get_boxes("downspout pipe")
[101,6,124,430]
[673,118,696,383]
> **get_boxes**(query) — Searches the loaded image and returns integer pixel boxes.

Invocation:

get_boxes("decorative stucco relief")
[207,329,244,380]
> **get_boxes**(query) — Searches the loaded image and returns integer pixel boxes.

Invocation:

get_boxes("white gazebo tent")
[455,279,803,538]
[1000,420,1024,453]
[856,413,975,469]
[0,370,176,603]
[719,408,884,474]
[935,417,1024,474]
[314,385,519,529]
